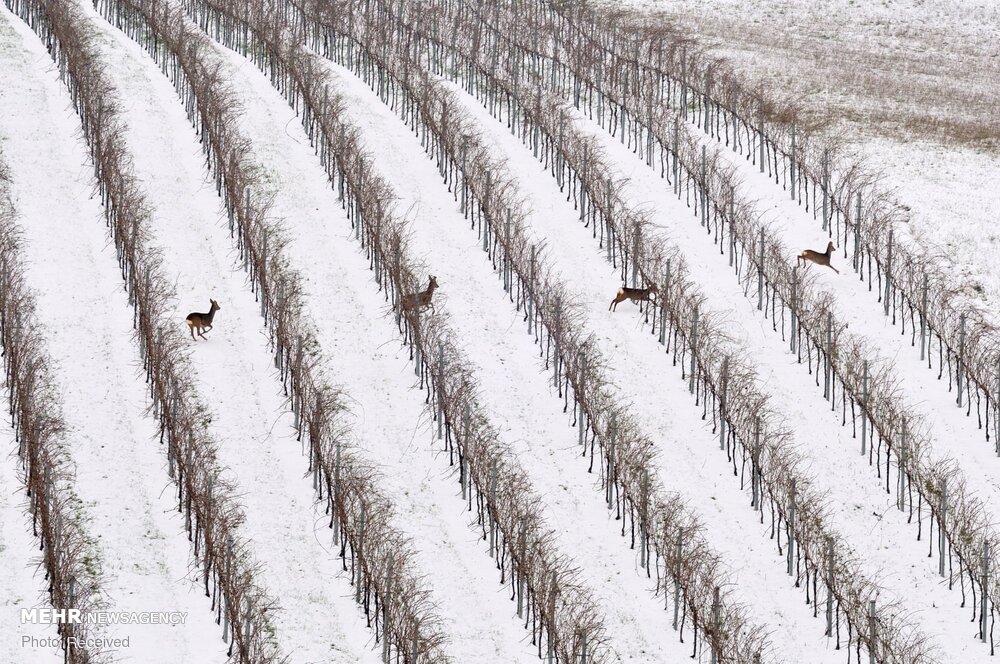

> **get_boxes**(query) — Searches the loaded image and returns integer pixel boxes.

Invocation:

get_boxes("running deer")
[609,284,658,312]
[400,276,438,315]
[185,299,221,340]
[797,241,840,274]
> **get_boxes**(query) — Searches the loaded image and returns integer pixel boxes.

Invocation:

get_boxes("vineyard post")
[607,415,617,509]
[640,468,649,569]
[822,149,830,233]
[787,479,796,576]
[728,187,735,267]
[383,555,394,662]
[897,420,907,512]
[581,630,588,664]
[939,479,948,576]
[853,192,861,273]
[334,439,341,545]
[672,116,680,196]
[824,311,832,401]
[995,357,1000,452]
[758,104,764,174]
[672,527,682,629]
[861,360,869,456]
[460,141,467,217]
[689,305,698,394]
[517,519,526,617]
[411,619,419,664]
[243,599,252,655]
[606,181,613,262]
[790,266,798,353]
[223,536,233,641]
[680,47,687,120]
[790,124,796,201]
[580,158,587,223]
[658,265,668,345]
[710,586,720,664]
[701,144,707,228]
[413,291,421,377]
[578,351,586,446]
[884,230,893,317]
[720,357,728,451]
[489,459,497,557]
[528,244,535,335]
[826,537,834,636]
[920,272,928,361]
[757,228,764,310]
[504,208,511,293]
[982,541,991,642]
[436,342,444,440]
[632,222,640,288]
[547,571,558,663]
[957,314,966,408]
[357,502,366,603]
[483,171,491,253]
[752,416,761,509]
[869,600,877,664]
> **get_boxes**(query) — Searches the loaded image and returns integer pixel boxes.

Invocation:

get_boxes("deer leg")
[829,265,840,274]
[188,322,197,341]
[197,326,208,339]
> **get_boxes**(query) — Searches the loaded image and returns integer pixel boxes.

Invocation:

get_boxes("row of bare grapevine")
[3,0,285,661]
[532,0,1000,448]
[88,0,457,658]
[116,0,618,659]
[354,2,1000,656]
[287,1,956,661]
[0,148,107,664]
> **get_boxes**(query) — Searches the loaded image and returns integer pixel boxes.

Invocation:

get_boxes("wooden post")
[825,311,832,401]
[957,314,966,407]
[577,350,586,451]
[861,360,869,456]
[854,192,861,272]
[758,105,765,174]
[791,266,798,353]
[383,556,394,662]
[640,468,649,569]
[752,417,761,509]
[884,230,893,317]
[757,228,764,310]
[672,528,682,629]
[822,150,830,232]
[982,540,990,642]
[868,600,877,664]
[826,537,834,636]
[689,305,699,393]
[898,420,907,512]
[710,587,721,664]
[720,358,728,451]
[790,124,797,201]
[489,460,497,557]
[939,480,948,577]
[607,415,617,510]
[787,479,796,576]
[920,272,928,361]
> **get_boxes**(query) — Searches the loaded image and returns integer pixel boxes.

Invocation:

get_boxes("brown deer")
[400,276,438,315]
[186,299,221,340]
[797,241,839,274]
[609,284,658,312]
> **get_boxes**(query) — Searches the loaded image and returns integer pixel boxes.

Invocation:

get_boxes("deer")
[609,284,658,312]
[399,276,438,315]
[185,299,221,340]
[797,241,840,274]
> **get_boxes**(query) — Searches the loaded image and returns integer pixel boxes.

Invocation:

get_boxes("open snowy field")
[1,0,996,662]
